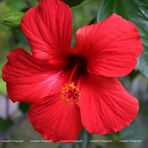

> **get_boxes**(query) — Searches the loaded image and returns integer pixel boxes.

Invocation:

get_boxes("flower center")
[60,55,87,104]
[60,83,80,104]
[60,64,81,104]
[66,54,87,77]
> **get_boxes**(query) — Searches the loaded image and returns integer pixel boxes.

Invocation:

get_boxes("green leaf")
[65,0,84,7]
[0,118,13,133]
[26,0,38,7]
[0,12,23,28]
[18,102,30,113]
[6,0,27,11]
[60,129,92,148]
[97,0,148,77]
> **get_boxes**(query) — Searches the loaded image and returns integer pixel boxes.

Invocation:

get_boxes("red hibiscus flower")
[2,0,142,143]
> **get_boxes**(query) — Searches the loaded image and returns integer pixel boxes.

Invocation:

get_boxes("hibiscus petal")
[21,0,72,65]
[2,48,68,104]
[29,95,83,142]
[74,14,142,77]
[78,75,139,134]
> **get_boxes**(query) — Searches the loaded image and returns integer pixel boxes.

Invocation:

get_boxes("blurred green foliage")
[65,0,84,7]
[0,118,13,133]
[0,12,23,28]
[18,103,30,113]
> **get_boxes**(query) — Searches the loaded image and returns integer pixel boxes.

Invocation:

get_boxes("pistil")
[60,64,80,104]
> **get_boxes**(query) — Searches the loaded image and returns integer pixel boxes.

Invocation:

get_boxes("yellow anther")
[60,83,80,104]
